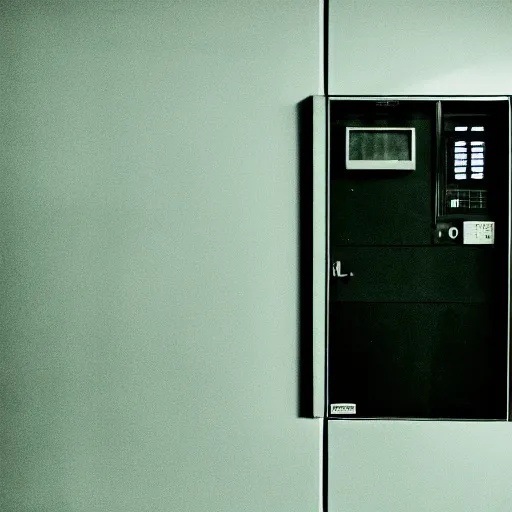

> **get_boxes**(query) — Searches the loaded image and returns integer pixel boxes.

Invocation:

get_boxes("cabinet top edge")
[323,95,510,102]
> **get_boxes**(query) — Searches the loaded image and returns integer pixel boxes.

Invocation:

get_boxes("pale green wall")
[329,422,512,512]
[329,0,512,95]
[0,2,320,511]
[328,1,512,511]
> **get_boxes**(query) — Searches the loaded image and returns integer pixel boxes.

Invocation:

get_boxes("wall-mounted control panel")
[311,96,511,420]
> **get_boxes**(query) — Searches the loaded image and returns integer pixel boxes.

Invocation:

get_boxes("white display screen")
[346,127,416,170]
[349,130,412,161]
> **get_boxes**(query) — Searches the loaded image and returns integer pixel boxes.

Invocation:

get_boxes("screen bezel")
[345,126,416,170]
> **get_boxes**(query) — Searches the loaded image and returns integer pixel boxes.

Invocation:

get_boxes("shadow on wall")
[399,63,512,96]
[297,98,314,418]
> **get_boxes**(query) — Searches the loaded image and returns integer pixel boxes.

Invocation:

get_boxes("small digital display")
[349,130,412,161]
[345,127,416,170]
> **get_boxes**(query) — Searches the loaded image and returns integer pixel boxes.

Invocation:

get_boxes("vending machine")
[311,96,511,420]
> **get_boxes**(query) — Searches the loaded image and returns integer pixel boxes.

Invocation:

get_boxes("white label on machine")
[331,403,356,415]
[463,221,495,244]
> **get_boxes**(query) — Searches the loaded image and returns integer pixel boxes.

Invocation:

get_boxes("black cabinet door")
[327,99,509,420]
[328,301,507,419]
[329,101,435,246]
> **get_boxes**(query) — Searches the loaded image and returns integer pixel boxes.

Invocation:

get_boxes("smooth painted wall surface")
[329,421,512,512]
[0,2,320,511]
[329,0,512,95]
[328,1,512,511]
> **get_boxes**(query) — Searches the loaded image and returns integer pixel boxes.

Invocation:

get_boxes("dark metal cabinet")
[311,96,511,420]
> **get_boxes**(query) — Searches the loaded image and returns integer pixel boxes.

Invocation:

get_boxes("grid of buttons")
[453,126,485,181]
